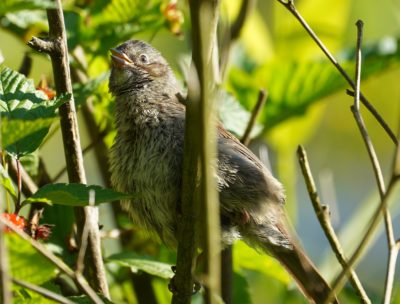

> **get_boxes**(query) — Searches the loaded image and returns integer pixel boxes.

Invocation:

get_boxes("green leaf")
[0,66,66,157]
[0,162,17,200]
[85,0,165,55]
[0,0,55,15]
[233,241,290,284]
[23,183,137,207]
[2,118,56,156]
[107,251,174,279]
[68,294,114,304]
[7,234,57,285]
[228,46,400,132]
[219,91,262,139]
[73,72,110,107]
[233,272,252,304]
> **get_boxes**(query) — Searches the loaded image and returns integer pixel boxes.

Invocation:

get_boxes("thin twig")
[0,216,104,304]
[350,20,397,304]
[297,146,370,304]
[275,0,398,145]
[12,277,75,304]
[15,159,22,213]
[220,0,255,78]
[241,89,267,146]
[329,179,396,302]
[230,0,256,40]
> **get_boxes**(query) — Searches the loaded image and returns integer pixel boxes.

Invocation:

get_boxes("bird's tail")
[268,242,339,304]
[241,218,339,303]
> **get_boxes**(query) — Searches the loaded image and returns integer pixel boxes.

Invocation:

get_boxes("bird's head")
[109,40,173,96]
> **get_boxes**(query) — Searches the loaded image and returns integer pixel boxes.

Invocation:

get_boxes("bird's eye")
[139,54,149,64]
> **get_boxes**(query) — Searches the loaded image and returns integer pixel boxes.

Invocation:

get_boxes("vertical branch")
[27,0,109,297]
[172,1,221,303]
[241,89,267,146]
[190,1,221,302]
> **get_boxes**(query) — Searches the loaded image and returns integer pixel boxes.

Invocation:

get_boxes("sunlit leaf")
[233,241,291,284]
[86,0,166,55]
[0,0,55,15]
[0,162,17,200]
[219,91,262,139]
[0,66,66,157]
[7,234,57,285]
[23,183,137,207]
[228,46,400,132]
[107,251,174,279]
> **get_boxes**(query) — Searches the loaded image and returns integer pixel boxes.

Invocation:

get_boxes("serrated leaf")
[228,46,400,131]
[86,0,165,55]
[0,66,66,157]
[107,251,174,279]
[7,234,57,285]
[0,162,17,200]
[23,183,137,207]
[2,118,55,156]
[219,91,263,139]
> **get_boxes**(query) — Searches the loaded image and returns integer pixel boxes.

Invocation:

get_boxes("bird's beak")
[110,48,134,68]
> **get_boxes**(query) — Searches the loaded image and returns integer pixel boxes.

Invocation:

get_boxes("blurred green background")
[1,0,400,303]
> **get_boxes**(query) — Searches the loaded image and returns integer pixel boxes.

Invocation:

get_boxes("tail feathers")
[241,219,339,303]
[268,242,339,304]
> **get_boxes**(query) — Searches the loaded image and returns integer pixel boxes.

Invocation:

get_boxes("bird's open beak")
[110,48,134,68]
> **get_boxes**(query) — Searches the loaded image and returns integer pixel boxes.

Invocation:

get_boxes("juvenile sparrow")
[109,40,338,303]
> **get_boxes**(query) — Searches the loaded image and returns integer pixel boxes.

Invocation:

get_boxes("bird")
[108,39,339,304]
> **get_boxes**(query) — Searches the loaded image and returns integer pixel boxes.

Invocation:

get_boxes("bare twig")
[328,21,398,302]
[28,0,109,297]
[18,52,32,77]
[230,0,256,40]
[12,278,75,304]
[15,159,22,213]
[0,216,104,304]
[275,0,398,145]
[297,146,370,304]
[241,89,267,146]
[220,0,255,78]
[6,154,38,197]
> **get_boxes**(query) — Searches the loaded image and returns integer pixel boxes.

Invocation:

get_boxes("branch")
[172,1,221,303]
[27,0,109,297]
[297,146,370,304]
[344,20,397,304]
[241,89,267,146]
[230,0,256,41]
[12,278,75,304]
[275,0,398,145]
[0,217,104,304]
[328,21,399,302]
[220,0,255,78]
